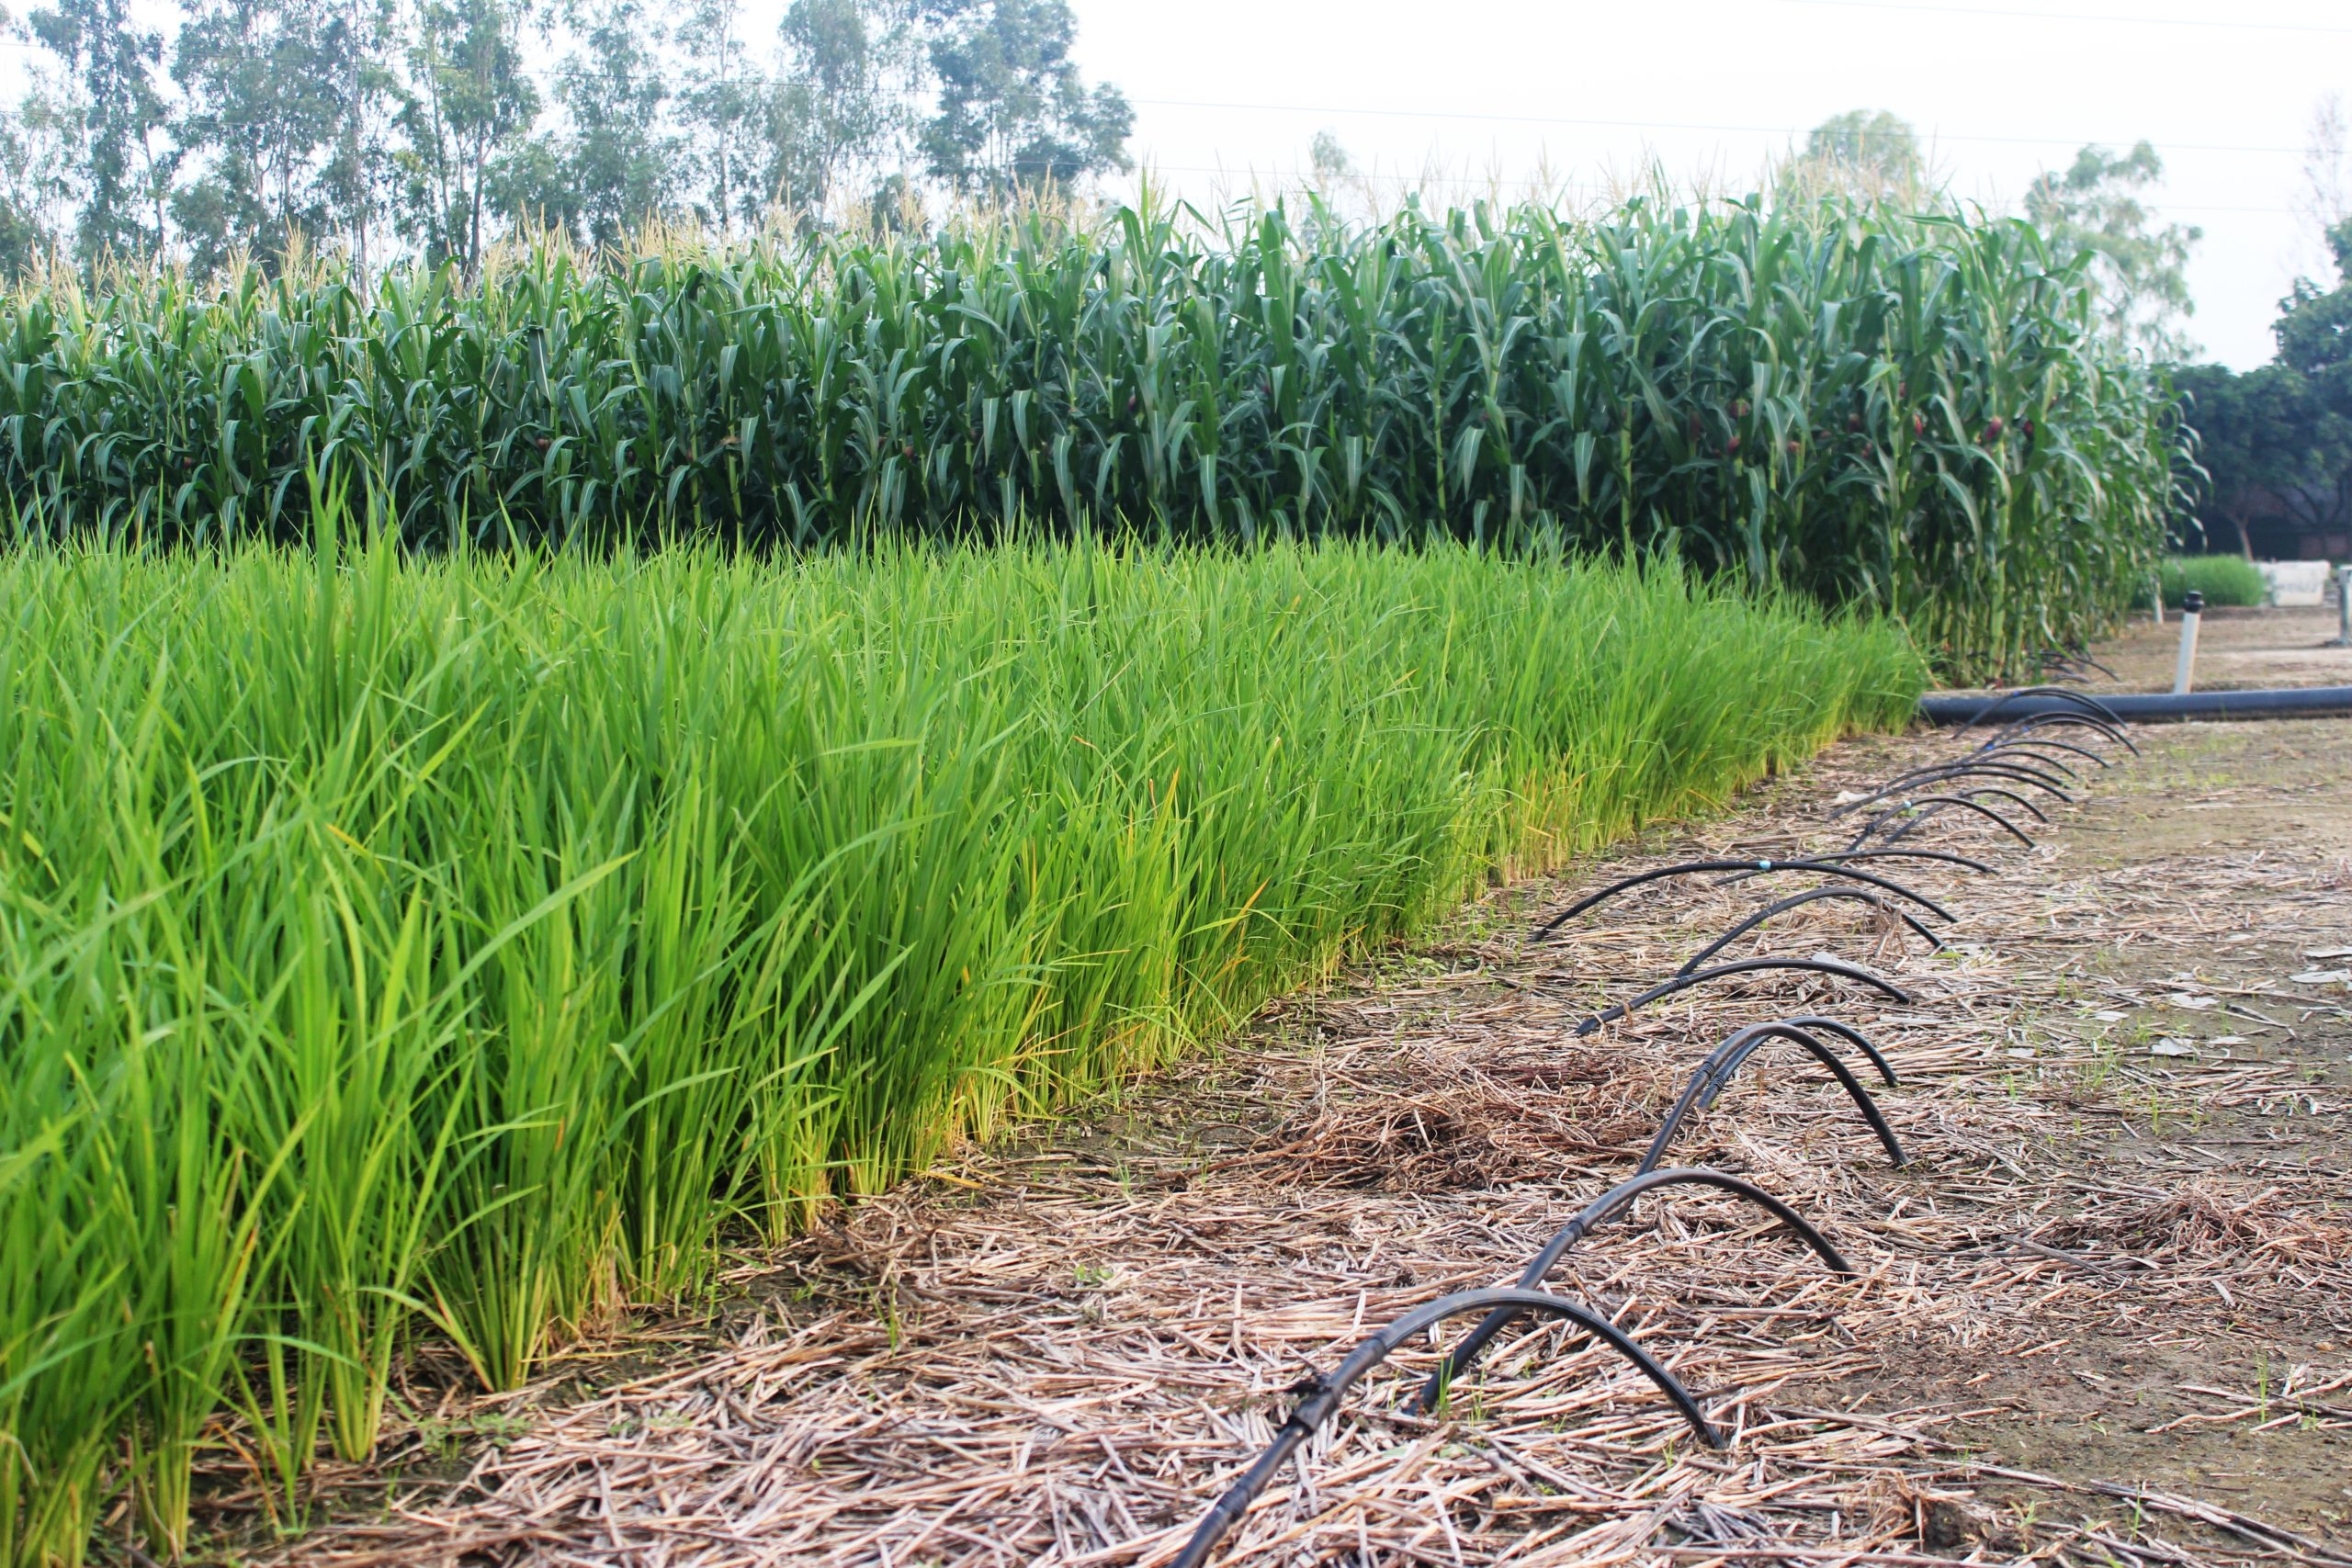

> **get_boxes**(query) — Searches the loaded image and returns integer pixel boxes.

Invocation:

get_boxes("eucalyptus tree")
[769,0,918,219]
[169,0,389,272]
[917,0,1130,199]
[25,0,175,262]
[394,0,539,276]
[678,0,767,233]
[1783,108,1925,204]
[2026,141,2201,362]
[537,0,678,247]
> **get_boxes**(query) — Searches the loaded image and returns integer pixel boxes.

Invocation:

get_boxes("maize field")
[0,197,2177,676]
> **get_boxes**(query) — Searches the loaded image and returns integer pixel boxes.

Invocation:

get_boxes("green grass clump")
[0,526,1921,1564]
[0,192,2177,678]
[2159,554,2268,608]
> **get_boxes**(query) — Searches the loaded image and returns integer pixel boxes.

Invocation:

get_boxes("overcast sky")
[1061,0,2351,371]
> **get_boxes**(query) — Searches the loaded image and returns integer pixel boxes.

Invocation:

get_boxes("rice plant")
[0,194,2177,677]
[0,527,1920,1564]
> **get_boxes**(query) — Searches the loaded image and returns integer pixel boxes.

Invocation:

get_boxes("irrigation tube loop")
[1534,858,1954,942]
[1984,710,2139,755]
[1571,955,1911,1038]
[1868,784,2050,829]
[1674,886,1942,978]
[1847,794,2039,852]
[1711,847,1992,886]
[1410,1167,1851,1415]
[1829,764,2074,821]
[1977,736,2111,771]
[1952,684,2128,733]
[1877,750,2083,788]
[1866,756,2079,795]
[1170,1287,1719,1568]
[1873,794,2043,847]
[1637,1021,1909,1176]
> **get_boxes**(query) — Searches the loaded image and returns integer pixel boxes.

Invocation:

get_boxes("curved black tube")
[1874,755,2079,793]
[1699,1021,1897,1107]
[1860,784,2048,833]
[1748,1014,1896,1091]
[1952,746,2082,782]
[1985,711,2138,755]
[2038,648,2119,682]
[1946,785,2051,824]
[1712,847,1992,886]
[1828,764,2073,820]
[1413,1168,1850,1413]
[1637,1021,1907,1175]
[1951,684,2128,732]
[1171,1287,1717,1567]
[1849,794,2038,850]
[1838,758,2076,807]
[1570,956,1910,1037]
[1534,858,1953,941]
[1674,886,1941,977]
[1977,736,2111,771]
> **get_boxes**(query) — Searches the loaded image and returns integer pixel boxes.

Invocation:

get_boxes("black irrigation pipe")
[1849,795,2038,851]
[1570,957,1911,1038]
[1674,886,1942,977]
[1894,753,2080,791]
[1983,711,2138,755]
[1636,1021,1908,1176]
[1533,859,1954,941]
[1170,1287,1717,1568]
[1839,758,2077,805]
[1852,787,2043,840]
[1977,736,2111,771]
[1411,1168,1850,1414]
[1932,686,2352,725]
[1953,746,2082,782]
[1710,848,1992,886]
[1886,785,2048,828]
[1173,707,2141,1566]
[1948,684,2129,732]
[1828,764,2073,821]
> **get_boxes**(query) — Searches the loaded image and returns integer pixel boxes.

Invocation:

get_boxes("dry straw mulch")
[251,725,2352,1568]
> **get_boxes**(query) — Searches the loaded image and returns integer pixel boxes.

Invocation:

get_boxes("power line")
[1765,0,2352,34]
[1128,97,2307,158]
[1126,164,2296,215]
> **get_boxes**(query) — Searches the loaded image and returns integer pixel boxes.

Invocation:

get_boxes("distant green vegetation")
[0,195,2176,676]
[2159,554,2268,608]
[0,535,1920,1564]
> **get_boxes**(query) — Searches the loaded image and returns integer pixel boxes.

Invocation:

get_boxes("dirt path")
[245,700,2352,1568]
[2046,602,2352,693]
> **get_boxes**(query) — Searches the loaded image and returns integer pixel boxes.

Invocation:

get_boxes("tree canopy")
[2024,141,2200,362]
[6,0,1134,271]
[2177,219,2352,556]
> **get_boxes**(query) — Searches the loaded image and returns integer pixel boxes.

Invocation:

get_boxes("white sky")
[1062,0,2352,371]
[20,0,2346,368]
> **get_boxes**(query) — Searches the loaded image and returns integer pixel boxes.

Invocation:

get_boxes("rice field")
[0,531,1920,1565]
[0,196,2177,677]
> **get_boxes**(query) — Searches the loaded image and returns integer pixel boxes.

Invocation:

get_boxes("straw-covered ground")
[215,710,2352,1568]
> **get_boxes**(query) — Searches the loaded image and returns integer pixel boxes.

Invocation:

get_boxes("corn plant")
[0,195,2177,676]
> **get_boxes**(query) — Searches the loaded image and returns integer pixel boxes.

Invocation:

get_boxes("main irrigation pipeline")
[1163,682,2140,1566]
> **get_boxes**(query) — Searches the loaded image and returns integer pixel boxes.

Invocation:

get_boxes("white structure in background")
[2258,560,2332,607]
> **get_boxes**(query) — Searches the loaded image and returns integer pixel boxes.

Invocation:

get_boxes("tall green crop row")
[0,535,1919,1564]
[0,197,2175,675]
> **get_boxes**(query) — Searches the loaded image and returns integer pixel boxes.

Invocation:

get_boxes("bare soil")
[2044,603,2352,694]
[192,626,2352,1568]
